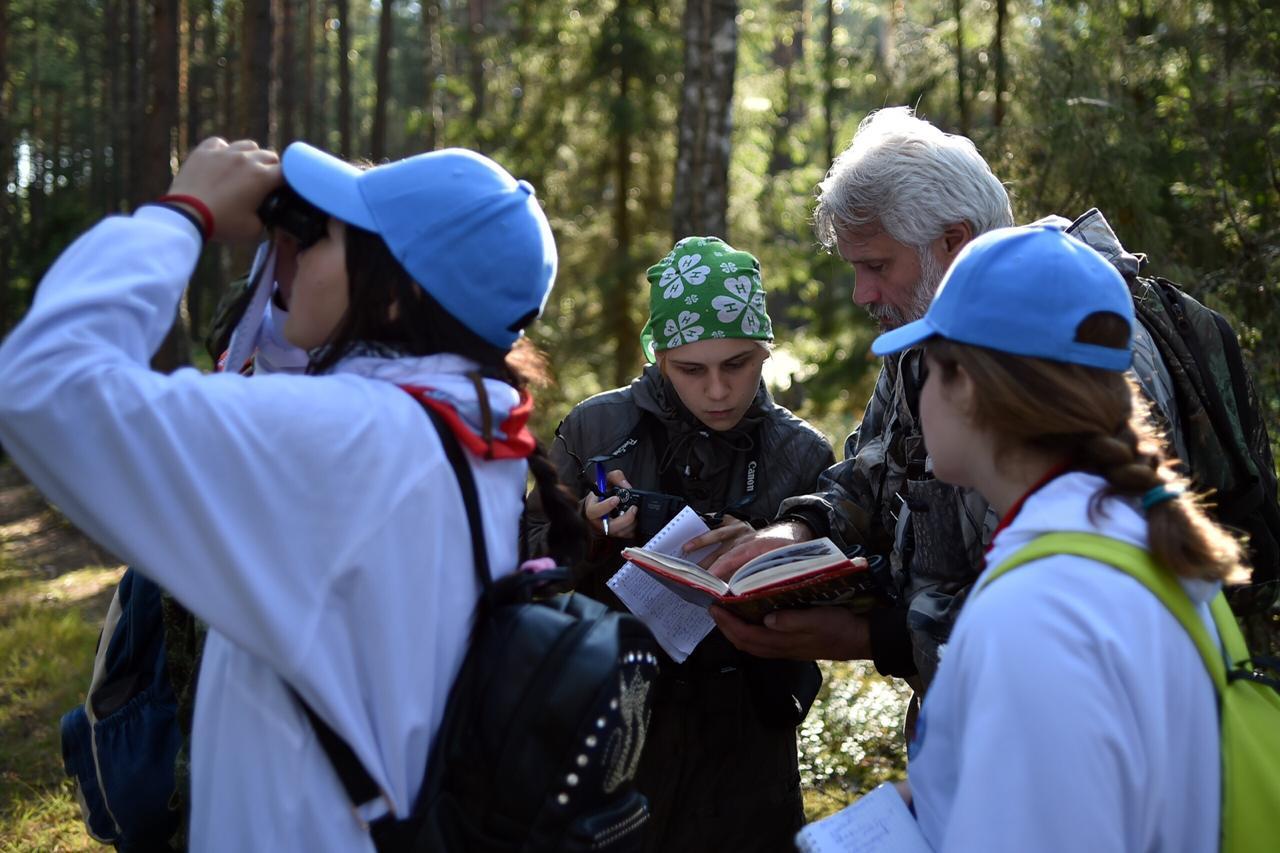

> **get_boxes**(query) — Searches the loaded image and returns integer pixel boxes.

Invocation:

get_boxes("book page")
[794,784,933,853]
[733,538,845,581]
[608,507,719,662]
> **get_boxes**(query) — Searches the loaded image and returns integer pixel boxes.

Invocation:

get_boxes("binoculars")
[257,185,328,249]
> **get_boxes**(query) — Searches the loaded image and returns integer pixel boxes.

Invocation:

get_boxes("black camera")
[606,487,687,542]
[257,185,329,249]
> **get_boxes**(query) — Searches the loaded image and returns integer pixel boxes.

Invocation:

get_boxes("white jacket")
[0,207,528,851]
[908,471,1221,853]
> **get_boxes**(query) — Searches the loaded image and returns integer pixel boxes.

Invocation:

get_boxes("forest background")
[0,0,1277,848]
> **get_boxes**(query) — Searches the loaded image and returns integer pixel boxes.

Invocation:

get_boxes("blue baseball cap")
[872,224,1134,370]
[281,142,556,349]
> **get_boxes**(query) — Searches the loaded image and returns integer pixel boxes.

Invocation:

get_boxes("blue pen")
[595,462,610,536]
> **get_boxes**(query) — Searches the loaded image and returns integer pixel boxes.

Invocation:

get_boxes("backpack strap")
[980,532,1235,691]
[291,403,492,847]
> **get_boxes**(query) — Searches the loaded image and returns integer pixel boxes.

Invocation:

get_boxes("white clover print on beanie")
[711,275,769,336]
[664,310,706,348]
[659,252,711,299]
[639,236,775,361]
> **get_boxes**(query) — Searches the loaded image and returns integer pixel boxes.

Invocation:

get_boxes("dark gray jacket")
[525,364,834,853]
[778,210,1183,686]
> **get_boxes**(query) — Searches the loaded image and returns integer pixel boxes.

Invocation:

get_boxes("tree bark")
[609,0,637,388]
[126,0,143,205]
[953,0,970,136]
[145,0,192,373]
[143,0,179,199]
[767,0,805,176]
[467,0,487,129]
[279,0,296,144]
[336,0,352,156]
[992,0,1007,128]
[303,0,315,140]
[371,0,393,160]
[822,0,836,169]
[421,0,441,149]
[672,0,738,241]
[240,0,272,142]
[0,0,9,331]
[104,0,124,211]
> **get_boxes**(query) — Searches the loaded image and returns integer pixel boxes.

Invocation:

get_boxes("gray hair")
[814,107,1014,250]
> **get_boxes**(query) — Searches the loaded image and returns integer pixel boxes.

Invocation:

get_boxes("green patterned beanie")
[639,236,774,362]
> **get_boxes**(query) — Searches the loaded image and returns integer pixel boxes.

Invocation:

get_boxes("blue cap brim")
[281,143,377,232]
[871,317,940,357]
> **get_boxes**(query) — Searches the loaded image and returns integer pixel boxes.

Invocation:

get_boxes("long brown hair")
[311,223,585,565]
[927,313,1245,583]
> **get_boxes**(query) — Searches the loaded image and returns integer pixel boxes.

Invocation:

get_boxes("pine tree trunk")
[0,0,9,331]
[126,0,142,205]
[144,0,179,199]
[240,0,272,142]
[105,0,124,211]
[822,0,835,167]
[672,0,738,241]
[992,0,1007,128]
[767,0,805,176]
[280,0,296,144]
[371,0,393,160]
[303,0,315,140]
[953,0,970,135]
[467,0,487,129]
[146,0,192,373]
[421,0,441,149]
[336,0,352,156]
[609,0,636,388]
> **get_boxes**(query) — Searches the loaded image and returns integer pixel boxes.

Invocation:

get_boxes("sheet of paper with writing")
[607,506,718,662]
[794,784,934,853]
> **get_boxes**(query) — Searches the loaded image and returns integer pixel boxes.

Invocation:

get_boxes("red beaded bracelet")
[155,194,215,240]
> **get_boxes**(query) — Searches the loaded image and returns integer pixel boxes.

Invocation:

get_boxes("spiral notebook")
[795,784,933,853]
[607,506,719,662]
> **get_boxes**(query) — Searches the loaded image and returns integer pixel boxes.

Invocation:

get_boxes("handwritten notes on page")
[607,507,718,662]
[794,784,933,853]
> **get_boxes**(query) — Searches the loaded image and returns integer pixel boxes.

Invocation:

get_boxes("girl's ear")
[947,361,979,417]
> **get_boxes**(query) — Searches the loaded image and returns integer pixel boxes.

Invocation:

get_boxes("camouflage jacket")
[778,210,1184,687]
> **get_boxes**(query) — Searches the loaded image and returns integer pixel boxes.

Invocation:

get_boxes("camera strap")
[638,412,763,524]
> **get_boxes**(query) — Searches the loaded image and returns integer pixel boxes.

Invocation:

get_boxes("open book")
[620,537,878,622]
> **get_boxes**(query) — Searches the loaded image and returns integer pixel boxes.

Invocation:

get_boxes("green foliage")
[800,661,911,819]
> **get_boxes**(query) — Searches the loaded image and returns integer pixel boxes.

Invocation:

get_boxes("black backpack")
[1067,208,1280,615]
[296,405,661,852]
[1129,273,1280,615]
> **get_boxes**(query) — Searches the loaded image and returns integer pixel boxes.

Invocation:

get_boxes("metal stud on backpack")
[292,403,661,852]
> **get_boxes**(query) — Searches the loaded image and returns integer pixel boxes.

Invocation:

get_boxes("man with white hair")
[711,107,1179,691]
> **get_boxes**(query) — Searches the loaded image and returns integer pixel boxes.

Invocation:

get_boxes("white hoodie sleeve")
[0,207,427,679]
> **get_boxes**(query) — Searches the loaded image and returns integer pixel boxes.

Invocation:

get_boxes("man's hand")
[705,520,814,580]
[709,605,872,661]
[682,515,755,567]
[582,469,638,539]
[167,137,282,242]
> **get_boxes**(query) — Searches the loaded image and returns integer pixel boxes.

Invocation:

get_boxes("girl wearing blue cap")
[527,236,834,852]
[0,137,585,850]
[871,225,1245,851]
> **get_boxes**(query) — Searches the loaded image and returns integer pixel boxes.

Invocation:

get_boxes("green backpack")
[983,532,1280,853]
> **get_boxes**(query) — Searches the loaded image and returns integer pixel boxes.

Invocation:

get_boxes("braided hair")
[927,312,1245,583]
